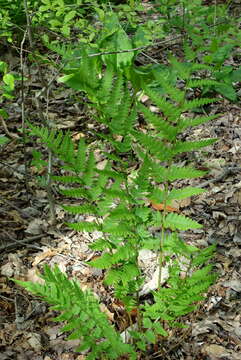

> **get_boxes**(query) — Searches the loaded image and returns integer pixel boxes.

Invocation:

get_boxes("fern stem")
[46,150,56,224]
[158,159,171,291]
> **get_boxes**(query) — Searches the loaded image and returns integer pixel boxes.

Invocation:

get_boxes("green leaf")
[152,322,168,336]
[0,61,8,73]
[145,330,156,343]
[61,24,70,37]
[163,213,202,231]
[64,10,76,23]
[172,138,217,155]
[152,165,207,182]
[67,221,100,232]
[116,28,134,68]
[167,187,205,201]
[62,204,97,215]
[214,83,237,101]
[13,265,130,358]
[3,73,15,90]
[89,253,113,269]
[230,68,241,82]
[0,135,9,145]
[143,317,152,328]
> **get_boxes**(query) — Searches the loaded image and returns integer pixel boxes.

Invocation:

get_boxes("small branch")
[20,29,31,196]
[88,35,183,58]
[0,115,20,139]
[23,0,56,223]
[0,234,44,252]
[0,194,36,220]
[199,166,241,188]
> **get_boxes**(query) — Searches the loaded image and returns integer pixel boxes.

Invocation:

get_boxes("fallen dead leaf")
[150,201,180,213]
[26,332,42,351]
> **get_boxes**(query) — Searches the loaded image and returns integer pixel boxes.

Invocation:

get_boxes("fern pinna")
[19,57,218,358]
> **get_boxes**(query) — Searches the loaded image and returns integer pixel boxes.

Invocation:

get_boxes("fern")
[172,138,217,155]
[14,266,133,360]
[143,86,182,122]
[167,187,205,201]
[68,221,101,232]
[182,97,218,111]
[138,103,178,140]
[178,114,220,131]
[163,212,202,231]
[21,54,218,358]
[62,204,97,215]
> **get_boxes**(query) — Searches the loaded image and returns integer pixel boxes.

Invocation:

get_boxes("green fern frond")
[183,42,196,61]
[182,98,218,111]
[167,166,207,180]
[144,87,181,122]
[150,188,165,204]
[103,152,126,164]
[110,87,131,133]
[188,63,212,72]
[28,123,56,144]
[133,131,172,161]
[152,75,185,103]
[178,114,220,131]
[97,197,118,216]
[151,164,207,182]
[89,252,114,269]
[62,204,97,215]
[138,103,178,140]
[167,187,205,201]
[104,268,123,285]
[89,238,114,251]
[192,245,216,266]
[68,221,101,232]
[103,189,129,201]
[125,108,137,134]
[29,124,85,173]
[80,50,99,91]
[97,169,126,181]
[76,137,86,173]
[82,152,96,186]
[172,138,217,155]
[96,66,114,103]
[169,57,193,79]
[112,244,135,263]
[102,222,133,236]
[110,206,136,221]
[104,74,124,117]
[163,213,202,231]
[60,131,74,162]
[60,188,90,199]
[43,40,74,61]
[91,170,109,201]
[187,79,219,88]
[14,265,132,359]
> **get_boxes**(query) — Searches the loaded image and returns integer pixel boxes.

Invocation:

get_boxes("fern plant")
[15,265,133,360]
[16,57,218,358]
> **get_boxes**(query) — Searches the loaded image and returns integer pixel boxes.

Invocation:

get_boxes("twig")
[0,195,36,220]
[199,166,241,188]
[0,116,20,139]
[88,35,183,58]
[23,0,56,224]
[0,234,44,252]
[140,51,160,64]
[20,28,31,197]
[152,327,192,358]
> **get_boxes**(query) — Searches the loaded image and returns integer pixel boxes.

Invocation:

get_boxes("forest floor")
[0,6,241,360]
